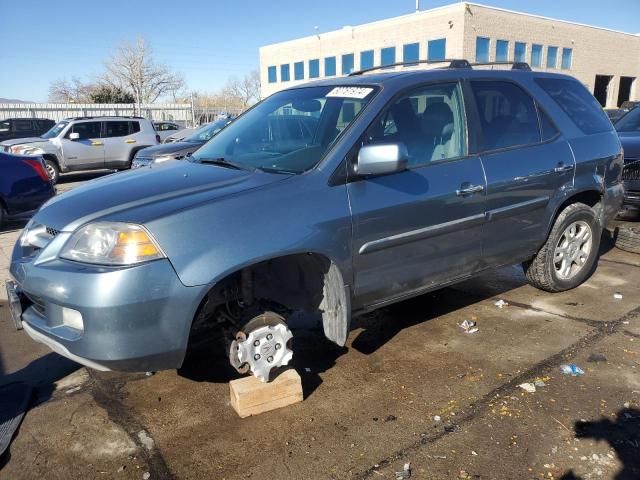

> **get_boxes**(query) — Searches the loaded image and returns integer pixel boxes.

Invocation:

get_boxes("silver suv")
[1,116,159,183]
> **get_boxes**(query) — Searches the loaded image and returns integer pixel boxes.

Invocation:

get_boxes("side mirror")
[69,132,80,141]
[356,143,408,176]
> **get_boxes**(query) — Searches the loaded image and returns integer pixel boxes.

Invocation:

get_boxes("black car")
[0,151,55,227]
[0,118,55,143]
[615,107,640,210]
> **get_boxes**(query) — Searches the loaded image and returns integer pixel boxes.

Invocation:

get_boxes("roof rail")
[471,61,532,71]
[63,115,146,121]
[348,59,471,76]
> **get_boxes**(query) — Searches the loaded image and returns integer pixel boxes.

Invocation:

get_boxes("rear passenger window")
[471,81,540,151]
[104,121,130,137]
[538,107,559,141]
[129,121,141,134]
[535,77,612,135]
[365,82,466,166]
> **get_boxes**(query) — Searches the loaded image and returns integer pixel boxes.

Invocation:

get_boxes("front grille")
[46,226,60,238]
[622,159,640,181]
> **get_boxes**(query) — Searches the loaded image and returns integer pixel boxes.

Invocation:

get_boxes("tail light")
[155,134,161,143]
[23,158,50,182]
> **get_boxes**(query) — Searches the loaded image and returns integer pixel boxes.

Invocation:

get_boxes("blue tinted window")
[267,66,277,83]
[403,42,419,64]
[514,42,526,62]
[341,53,354,75]
[324,56,336,76]
[280,64,290,82]
[427,38,446,60]
[547,46,558,68]
[381,47,396,67]
[294,61,304,80]
[561,48,572,69]
[531,44,542,68]
[360,50,374,70]
[496,40,508,62]
[309,59,320,78]
[476,37,490,62]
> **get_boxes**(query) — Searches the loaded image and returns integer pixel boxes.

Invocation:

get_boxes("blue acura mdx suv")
[7,60,624,382]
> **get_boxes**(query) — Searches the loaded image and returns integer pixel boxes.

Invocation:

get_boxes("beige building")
[259,2,640,108]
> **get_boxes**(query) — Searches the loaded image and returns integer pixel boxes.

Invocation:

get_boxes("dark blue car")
[0,151,55,227]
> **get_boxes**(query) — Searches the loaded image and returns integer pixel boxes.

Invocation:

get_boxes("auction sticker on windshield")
[326,87,374,99]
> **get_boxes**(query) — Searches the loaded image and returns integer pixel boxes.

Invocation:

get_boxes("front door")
[60,121,104,169]
[348,81,486,309]
[468,80,575,266]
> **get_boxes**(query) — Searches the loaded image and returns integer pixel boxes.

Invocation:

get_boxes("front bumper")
[9,254,203,372]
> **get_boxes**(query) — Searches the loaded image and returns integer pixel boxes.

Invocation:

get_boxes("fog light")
[62,307,84,331]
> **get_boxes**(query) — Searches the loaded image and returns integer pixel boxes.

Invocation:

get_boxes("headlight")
[60,222,165,265]
[154,154,176,163]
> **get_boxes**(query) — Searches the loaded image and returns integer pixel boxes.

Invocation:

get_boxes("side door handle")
[554,163,574,173]
[456,184,484,196]
[125,139,136,144]
[91,141,103,146]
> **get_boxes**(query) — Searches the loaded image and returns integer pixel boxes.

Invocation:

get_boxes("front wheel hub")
[229,312,293,382]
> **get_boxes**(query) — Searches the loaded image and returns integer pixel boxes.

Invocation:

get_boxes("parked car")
[133,118,232,168]
[615,106,640,211]
[153,121,182,142]
[7,62,624,384]
[0,118,55,143]
[1,116,159,183]
[162,126,196,143]
[0,151,54,227]
[605,109,626,122]
[620,101,640,112]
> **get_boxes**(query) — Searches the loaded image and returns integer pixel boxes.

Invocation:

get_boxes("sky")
[1,0,639,102]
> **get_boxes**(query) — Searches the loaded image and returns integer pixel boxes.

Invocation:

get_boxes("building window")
[342,53,355,75]
[514,42,526,63]
[381,47,396,67]
[268,66,277,83]
[403,42,419,64]
[547,46,558,68]
[309,59,320,78]
[496,40,509,62]
[427,38,446,60]
[324,56,336,76]
[531,44,542,68]
[280,64,290,82]
[294,61,304,80]
[561,48,572,69]
[476,37,490,63]
[360,50,374,70]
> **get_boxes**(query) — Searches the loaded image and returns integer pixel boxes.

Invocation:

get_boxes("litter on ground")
[494,299,509,308]
[519,383,537,393]
[395,462,411,480]
[459,320,479,334]
[560,364,585,376]
[614,293,623,299]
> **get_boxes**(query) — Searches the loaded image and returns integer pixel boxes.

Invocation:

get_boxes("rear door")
[60,121,104,169]
[468,79,575,266]
[102,120,136,167]
[348,81,486,308]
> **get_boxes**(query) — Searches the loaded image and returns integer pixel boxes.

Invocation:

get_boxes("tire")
[523,202,601,292]
[43,158,59,184]
[614,223,640,254]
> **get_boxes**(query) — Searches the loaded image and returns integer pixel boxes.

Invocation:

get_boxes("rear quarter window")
[535,77,612,135]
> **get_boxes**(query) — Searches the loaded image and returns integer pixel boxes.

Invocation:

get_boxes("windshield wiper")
[257,166,297,175]
[197,157,252,171]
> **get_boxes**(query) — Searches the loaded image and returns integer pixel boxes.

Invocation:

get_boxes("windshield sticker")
[326,87,374,99]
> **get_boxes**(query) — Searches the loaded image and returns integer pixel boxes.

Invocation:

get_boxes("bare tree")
[103,37,185,114]
[224,70,261,109]
[48,77,95,103]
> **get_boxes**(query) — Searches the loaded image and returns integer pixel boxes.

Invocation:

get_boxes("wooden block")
[230,369,303,418]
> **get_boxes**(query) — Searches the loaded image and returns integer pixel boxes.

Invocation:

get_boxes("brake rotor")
[229,312,293,382]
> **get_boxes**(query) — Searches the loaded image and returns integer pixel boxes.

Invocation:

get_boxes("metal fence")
[0,103,194,124]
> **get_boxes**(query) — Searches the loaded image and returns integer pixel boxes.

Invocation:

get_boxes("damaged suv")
[7,61,623,382]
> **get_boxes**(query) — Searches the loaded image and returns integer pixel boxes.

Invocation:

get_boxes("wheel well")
[41,153,59,166]
[554,190,603,226]
[128,147,146,162]
[191,253,350,346]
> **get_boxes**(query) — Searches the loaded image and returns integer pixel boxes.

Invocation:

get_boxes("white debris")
[433,415,441,422]
[395,462,411,480]
[494,299,509,308]
[142,473,151,480]
[459,320,479,334]
[137,430,154,451]
[614,293,623,299]
[519,383,536,393]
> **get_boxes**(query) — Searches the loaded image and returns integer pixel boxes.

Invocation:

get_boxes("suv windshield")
[184,119,231,143]
[615,107,640,133]
[190,85,376,174]
[41,121,69,139]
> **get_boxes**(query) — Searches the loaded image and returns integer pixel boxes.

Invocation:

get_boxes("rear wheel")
[523,202,601,292]
[614,223,640,254]
[43,158,59,184]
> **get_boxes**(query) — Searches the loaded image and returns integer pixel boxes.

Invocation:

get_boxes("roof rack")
[471,61,531,71]
[63,115,146,121]
[348,59,471,76]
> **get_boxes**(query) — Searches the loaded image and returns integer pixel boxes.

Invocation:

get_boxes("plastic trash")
[494,299,509,308]
[518,383,536,393]
[459,320,478,334]
[614,292,623,299]
[433,415,441,422]
[395,462,411,480]
[560,364,585,376]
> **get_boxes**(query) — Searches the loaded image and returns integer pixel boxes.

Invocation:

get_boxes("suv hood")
[34,160,289,231]
[1,137,46,148]
[138,141,203,158]
[619,132,640,160]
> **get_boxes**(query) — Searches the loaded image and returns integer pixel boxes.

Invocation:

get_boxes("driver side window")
[365,82,467,167]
